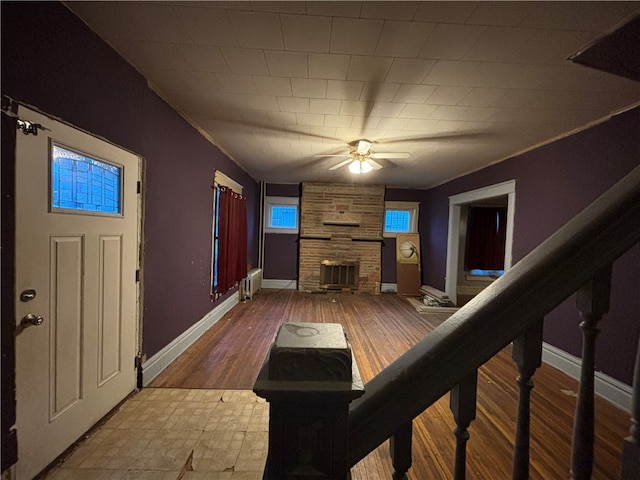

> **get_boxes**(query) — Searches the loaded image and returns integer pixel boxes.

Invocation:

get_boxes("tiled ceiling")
[66,1,640,189]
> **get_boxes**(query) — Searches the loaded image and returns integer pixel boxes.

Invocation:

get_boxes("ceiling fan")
[319,140,411,174]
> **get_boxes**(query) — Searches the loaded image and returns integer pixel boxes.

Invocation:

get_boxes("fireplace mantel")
[300,235,383,242]
[323,220,360,226]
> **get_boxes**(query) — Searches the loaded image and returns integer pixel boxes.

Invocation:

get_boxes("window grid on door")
[51,144,122,215]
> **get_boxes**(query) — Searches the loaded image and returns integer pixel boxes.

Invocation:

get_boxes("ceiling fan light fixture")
[356,140,372,155]
[349,159,373,174]
[326,139,408,172]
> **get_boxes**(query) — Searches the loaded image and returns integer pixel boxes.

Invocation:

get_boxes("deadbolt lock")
[20,289,37,302]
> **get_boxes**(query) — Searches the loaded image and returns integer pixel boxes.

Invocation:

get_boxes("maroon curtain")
[465,206,507,271]
[217,188,248,293]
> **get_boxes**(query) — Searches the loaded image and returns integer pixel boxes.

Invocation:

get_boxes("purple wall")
[266,183,300,197]
[263,235,299,280]
[421,107,640,384]
[263,183,300,280]
[1,2,260,358]
[382,189,429,284]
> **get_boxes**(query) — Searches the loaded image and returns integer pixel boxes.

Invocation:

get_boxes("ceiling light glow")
[349,160,373,174]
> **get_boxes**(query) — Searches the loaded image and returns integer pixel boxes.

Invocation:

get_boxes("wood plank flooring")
[151,290,630,479]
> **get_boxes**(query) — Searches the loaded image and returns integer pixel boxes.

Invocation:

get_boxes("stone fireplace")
[298,182,384,293]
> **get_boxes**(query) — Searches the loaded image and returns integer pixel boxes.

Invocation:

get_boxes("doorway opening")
[445,180,516,306]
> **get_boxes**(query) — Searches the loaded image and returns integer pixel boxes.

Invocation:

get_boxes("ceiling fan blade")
[360,74,384,134]
[367,159,383,170]
[371,152,411,159]
[328,159,353,171]
[314,154,349,157]
[206,116,345,143]
[377,131,496,145]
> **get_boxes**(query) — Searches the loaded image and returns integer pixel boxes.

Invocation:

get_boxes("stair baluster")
[621,333,640,479]
[511,320,544,479]
[450,371,478,480]
[390,421,412,480]
[571,265,612,479]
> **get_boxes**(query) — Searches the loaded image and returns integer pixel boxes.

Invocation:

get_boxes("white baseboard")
[542,342,632,413]
[141,293,238,386]
[381,283,397,293]
[262,279,297,289]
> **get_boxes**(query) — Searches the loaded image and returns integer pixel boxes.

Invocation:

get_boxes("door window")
[51,144,122,215]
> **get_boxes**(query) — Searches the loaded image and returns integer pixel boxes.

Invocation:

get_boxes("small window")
[384,201,419,237]
[51,144,122,215]
[385,210,411,232]
[265,196,298,234]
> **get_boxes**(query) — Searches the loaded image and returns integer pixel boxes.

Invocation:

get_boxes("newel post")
[253,323,364,480]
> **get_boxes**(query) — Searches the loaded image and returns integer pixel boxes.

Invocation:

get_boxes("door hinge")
[137,181,142,194]
[135,269,140,282]
[135,353,144,388]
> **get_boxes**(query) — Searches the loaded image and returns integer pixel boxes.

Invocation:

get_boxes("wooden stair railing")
[347,164,640,478]
[621,330,640,478]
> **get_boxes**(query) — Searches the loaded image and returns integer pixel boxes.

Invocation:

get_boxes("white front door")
[14,106,141,479]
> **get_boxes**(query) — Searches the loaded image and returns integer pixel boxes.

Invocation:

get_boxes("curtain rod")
[213,182,248,200]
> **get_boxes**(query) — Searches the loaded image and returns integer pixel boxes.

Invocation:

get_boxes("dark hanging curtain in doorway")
[213,186,248,298]
[465,206,507,271]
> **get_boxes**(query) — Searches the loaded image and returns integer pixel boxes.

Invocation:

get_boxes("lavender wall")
[421,107,640,384]
[1,2,260,358]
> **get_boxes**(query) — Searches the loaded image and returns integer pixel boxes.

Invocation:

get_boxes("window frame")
[383,201,419,238]
[264,196,299,234]
[50,142,124,217]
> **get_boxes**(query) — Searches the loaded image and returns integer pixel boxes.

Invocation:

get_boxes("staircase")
[256,164,640,479]
[347,164,640,478]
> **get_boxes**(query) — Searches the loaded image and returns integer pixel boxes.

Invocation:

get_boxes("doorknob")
[20,313,44,328]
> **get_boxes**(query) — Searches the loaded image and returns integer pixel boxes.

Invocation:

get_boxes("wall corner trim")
[542,342,632,412]
[141,294,238,386]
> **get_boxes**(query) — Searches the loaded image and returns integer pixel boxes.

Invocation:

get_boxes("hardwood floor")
[151,289,630,479]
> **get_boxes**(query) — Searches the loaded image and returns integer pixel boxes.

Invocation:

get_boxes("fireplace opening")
[319,260,359,290]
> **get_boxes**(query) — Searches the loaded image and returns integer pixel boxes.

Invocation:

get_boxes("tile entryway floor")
[43,388,268,480]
